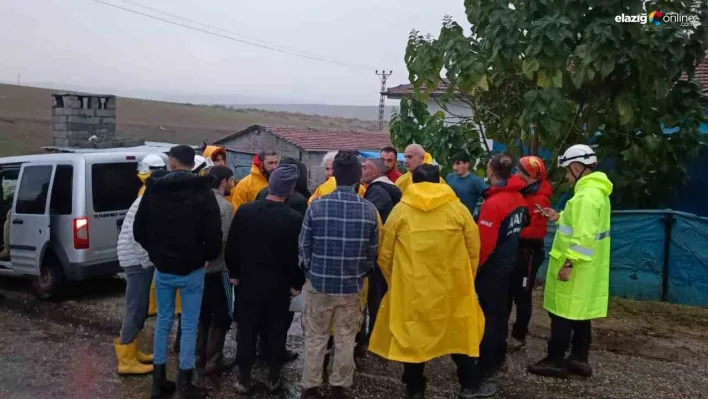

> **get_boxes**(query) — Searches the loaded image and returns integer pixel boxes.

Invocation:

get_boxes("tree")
[390,0,707,208]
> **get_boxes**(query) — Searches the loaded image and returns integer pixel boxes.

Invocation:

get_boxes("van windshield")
[92,163,141,212]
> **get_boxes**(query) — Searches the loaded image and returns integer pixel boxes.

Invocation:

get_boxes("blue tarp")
[538,210,708,307]
[359,150,405,162]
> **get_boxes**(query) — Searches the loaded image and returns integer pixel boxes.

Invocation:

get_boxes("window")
[50,165,73,215]
[15,165,53,215]
[92,163,141,212]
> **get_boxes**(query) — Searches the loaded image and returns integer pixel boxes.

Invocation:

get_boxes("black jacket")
[363,180,402,223]
[256,187,308,217]
[225,200,305,299]
[133,171,222,276]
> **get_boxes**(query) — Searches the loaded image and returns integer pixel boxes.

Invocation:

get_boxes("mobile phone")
[535,203,549,217]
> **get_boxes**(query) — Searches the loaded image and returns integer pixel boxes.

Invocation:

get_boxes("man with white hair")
[395,144,444,193]
[309,151,366,204]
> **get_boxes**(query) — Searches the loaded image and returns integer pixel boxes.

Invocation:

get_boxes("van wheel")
[32,255,64,301]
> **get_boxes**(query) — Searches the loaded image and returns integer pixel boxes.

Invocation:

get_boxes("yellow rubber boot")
[134,333,153,364]
[114,338,153,376]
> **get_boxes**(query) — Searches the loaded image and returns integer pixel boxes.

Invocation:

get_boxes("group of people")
[113,140,613,399]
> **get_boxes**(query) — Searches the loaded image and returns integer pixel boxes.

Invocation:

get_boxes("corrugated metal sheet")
[42,141,193,154]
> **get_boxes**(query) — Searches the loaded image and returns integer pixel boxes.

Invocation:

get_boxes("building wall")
[51,93,116,147]
[426,98,493,150]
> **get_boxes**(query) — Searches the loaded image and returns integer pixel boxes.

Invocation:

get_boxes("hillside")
[0,84,385,157]
[229,104,395,121]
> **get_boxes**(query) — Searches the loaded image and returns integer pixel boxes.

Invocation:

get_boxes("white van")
[0,152,149,299]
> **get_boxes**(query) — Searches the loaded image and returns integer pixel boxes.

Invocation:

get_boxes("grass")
[0,83,384,157]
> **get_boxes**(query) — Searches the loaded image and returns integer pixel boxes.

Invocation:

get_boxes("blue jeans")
[153,268,205,369]
[119,265,154,344]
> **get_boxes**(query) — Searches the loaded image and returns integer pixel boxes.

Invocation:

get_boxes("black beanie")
[332,150,361,187]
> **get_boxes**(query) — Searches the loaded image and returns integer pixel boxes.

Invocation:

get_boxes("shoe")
[234,365,252,395]
[566,354,593,377]
[151,363,176,398]
[266,376,283,393]
[408,392,425,399]
[114,338,153,376]
[527,357,569,378]
[175,368,209,399]
[301,387,326,399]
[330,386,353,399]
[459,381,497,398]
[507,337,526,352]
[234,380,252,395]
[134,333,154,364]
[204,327,236,375]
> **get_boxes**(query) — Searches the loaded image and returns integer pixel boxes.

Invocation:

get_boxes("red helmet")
[518,156,547,179]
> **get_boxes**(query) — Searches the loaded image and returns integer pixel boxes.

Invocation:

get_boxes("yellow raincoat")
[308,177,367,205]
[139,170,182,316]
[203,145,226,163]
[395,153,446,194]
[231,160,268,212]
[369,182,484,363]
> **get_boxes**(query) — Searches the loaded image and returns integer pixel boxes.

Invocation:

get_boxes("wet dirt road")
[1,278,708,399]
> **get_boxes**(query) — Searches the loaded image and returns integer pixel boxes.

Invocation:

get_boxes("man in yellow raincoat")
[231,151,278,211]
[528,144,612,379]
[395,144,445,193]
[203,145,227,167]
[309,151,366,204]
[369,164,494,398]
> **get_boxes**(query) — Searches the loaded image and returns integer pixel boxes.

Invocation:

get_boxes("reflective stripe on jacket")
[543,172,613,321]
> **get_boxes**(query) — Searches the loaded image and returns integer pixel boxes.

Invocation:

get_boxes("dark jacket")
[477,175,529,277]
[363,179,402,223]
[133,170,222,276]
[225,200,306,299]
[256,187,308,216]
[279,157,311,201]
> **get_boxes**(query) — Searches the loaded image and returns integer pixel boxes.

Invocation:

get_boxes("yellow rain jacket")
[395,153,446,194]
[139,170,182,316]
[544,172,613,321]
[203,145,226,163]
[308,177,367,205]
[369,182,485,363]
[231,160,268,212]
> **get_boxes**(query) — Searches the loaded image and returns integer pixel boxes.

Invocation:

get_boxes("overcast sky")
[0,0,469,105]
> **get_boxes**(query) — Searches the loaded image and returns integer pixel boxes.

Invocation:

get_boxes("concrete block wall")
[51,93,116,147]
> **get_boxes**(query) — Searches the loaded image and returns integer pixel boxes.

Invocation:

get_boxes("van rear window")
[92,163,141,212]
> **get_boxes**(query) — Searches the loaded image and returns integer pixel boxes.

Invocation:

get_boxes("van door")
[10,163,56,276]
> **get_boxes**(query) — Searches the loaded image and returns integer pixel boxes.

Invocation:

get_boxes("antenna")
[375,69,393,131]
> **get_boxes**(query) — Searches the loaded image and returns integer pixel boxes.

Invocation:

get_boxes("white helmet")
[192,155,214,172]
[558,144,597,167]
[138,153,166,173]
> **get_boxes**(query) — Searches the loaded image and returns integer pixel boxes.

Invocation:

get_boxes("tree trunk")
[530,125,540,156]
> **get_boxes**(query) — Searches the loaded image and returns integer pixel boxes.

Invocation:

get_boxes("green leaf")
[537,70,551,88]
[585,67,596,81]
[522,59,540,80]
[616,99,633,125]
[552,69,563,88]
[599,59,615,78]
[476,75,490,91]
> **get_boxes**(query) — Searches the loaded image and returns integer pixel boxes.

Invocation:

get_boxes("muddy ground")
[0,277,707,399]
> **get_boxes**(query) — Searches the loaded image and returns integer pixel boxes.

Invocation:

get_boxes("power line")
[90,0,375,70]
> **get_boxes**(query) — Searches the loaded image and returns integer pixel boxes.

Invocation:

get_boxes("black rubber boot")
[151,363,176,398]
[527,357,569,378]
[566,354,593,377]
[204,327,236,375]
[175,368,208,399]
[193,323,210,388]
[234,364,253,395]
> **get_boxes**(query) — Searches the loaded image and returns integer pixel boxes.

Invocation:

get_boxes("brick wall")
[51,93,116,147]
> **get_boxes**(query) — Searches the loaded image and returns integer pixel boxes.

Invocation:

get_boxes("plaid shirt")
[299,186,379,295]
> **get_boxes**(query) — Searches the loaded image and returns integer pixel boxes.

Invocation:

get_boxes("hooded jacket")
[363,177,402,223]
[544,172,613,321]
[520,179,553,241]
[395,152,446,194]
[133,170,223,276]
[308,176,366,204]
[203,145,227,163]
[256,187,308,216]
[231,156,269,211]
[369,182,485,363]
[477,175,529,277]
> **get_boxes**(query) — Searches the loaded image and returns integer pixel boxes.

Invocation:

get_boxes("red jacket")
[387,167,402,183]
[519,179,553,240]
[478,175,529,274]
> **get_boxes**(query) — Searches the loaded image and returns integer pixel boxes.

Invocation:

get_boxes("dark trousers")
[259,311,294,356]
[235,290,290,380]
[402,355,479,394]
[475,273,510,376]
[506,240,545,341]
[365,267,388,342]
[548,312,592,362]
[199,271,233,330]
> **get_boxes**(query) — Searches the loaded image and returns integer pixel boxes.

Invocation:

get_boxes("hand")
[540,208,559,222]
[230,279,239,286]
[558,261,572,281]
[290,288,301,298]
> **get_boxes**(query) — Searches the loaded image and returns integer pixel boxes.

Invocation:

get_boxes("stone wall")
[51,93,116,147]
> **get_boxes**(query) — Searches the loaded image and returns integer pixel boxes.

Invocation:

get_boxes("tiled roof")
[692,60,708,96]
[215,125,393,152]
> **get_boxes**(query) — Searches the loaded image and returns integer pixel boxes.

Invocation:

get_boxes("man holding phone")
[507,156,553,352]
[528,144,613,379]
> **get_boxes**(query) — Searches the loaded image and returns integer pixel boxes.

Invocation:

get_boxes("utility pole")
[375,69,392,131]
